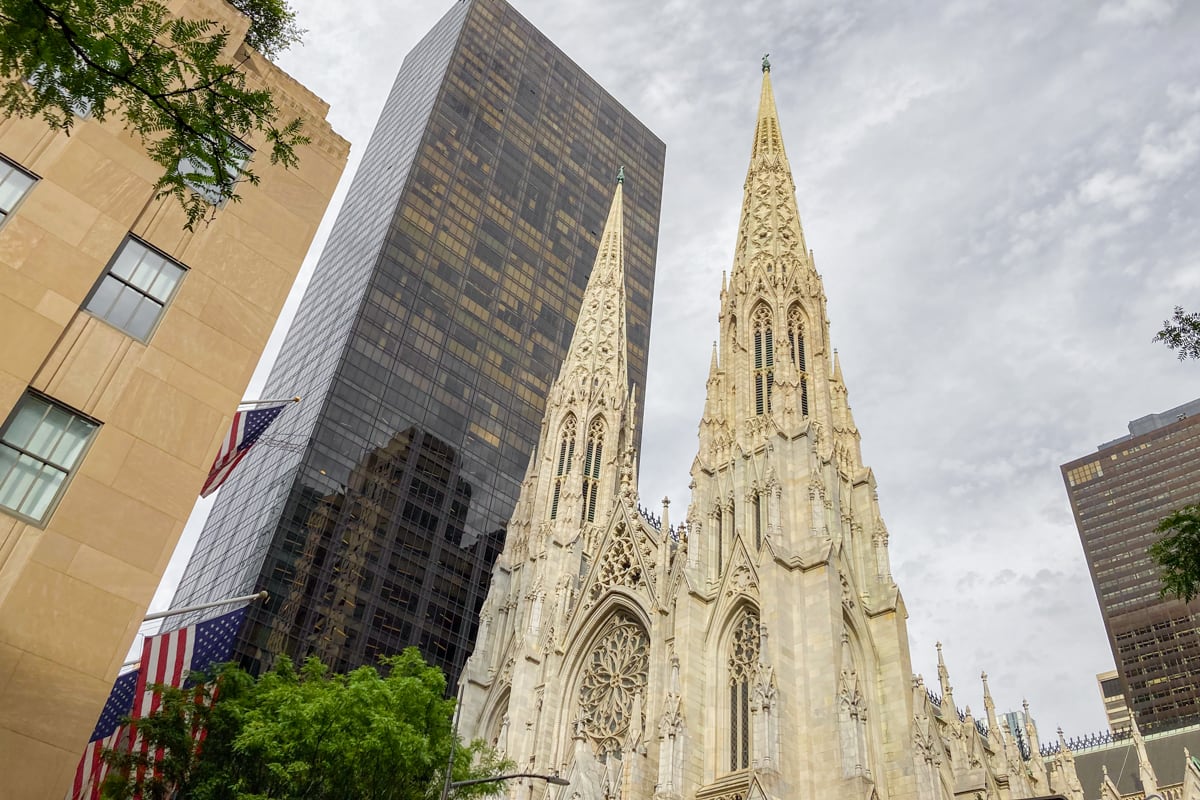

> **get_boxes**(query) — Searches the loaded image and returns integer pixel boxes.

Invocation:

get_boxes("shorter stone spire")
[936,642,956,712]
[1131,718,1159,794]
[555,173,628,399]
[981,671,1004,750]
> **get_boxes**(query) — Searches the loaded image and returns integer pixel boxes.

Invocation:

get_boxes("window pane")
[3,396,49,449]
[25,404,72,459]
[48,416,96,468]
[127,251,164,293]
[146,262,184,301]
[0,450,41,512]
[84,275,123,319]
[126,297,162,340]
[20,464,66,519]
[0,446,17,486]
[109,243,143,281]
[107,284,143,331]
[0,167,35,213]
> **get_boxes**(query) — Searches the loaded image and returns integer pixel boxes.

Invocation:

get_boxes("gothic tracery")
[577,611,650,757]
[729,608,761,771]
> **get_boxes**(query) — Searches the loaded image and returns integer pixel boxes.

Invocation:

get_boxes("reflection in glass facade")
[169,0,664,686]
[1062,399,1200,732]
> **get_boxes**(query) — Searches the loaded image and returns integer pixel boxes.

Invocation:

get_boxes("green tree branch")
[0,0,308,230]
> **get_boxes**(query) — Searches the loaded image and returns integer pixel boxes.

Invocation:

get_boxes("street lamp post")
[448,773,571,791]
[436,682,569,798]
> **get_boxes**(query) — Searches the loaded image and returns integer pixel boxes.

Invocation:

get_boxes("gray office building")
[169,0,664,686]
[1062,398,1200,731]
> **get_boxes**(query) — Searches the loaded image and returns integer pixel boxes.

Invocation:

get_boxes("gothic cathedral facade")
[458,66,1086,800]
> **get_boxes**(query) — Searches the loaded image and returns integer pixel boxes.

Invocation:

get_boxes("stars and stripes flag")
[200,399,294,497]
[70,669,136,800]
[68,607,249,800]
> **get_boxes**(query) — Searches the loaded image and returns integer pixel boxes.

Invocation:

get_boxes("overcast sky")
[151,0,1200,738]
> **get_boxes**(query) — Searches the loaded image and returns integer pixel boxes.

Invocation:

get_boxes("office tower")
[456,65,1083,800]
[0,1,348,794]
[1062,398,1200,732]
[169,0,664,687]
[1097,669,1133,734]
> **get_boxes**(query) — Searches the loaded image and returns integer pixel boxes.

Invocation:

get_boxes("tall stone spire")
[557,174,629,400]
[732,66,808,280]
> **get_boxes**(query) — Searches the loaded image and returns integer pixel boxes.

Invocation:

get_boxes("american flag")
[69,607,249,800]
[200,400,292,497]
[70,669,137,800]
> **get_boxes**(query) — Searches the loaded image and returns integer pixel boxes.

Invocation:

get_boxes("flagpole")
[237,396,301,407]
[142,590,268,622]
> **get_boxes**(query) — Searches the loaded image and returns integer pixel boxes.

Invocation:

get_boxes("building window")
[0,393,98,522]
[787,304,808,416]
[0,156,37,222]
[84,237,187,341]
[550,414,576,520]
[178,140,251,205]
[581,417,604,524]
[728,608,760,772]
[753,492,763,550]
[752,304,774,415]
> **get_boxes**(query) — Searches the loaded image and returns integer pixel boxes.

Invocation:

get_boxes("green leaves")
[102,649,511,800]
[1154,306,1200,361]
[0,0,307,229]
[1150,504,1200,602]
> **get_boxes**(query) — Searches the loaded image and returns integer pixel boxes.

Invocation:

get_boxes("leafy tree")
[0,0,307,229]
[1153,306,1200,361]
[1150,505,1200,603]
[1148,308,1200,600]
[101,649,510,800]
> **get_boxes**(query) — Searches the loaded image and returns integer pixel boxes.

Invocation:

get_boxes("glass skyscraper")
[169,0,664,685]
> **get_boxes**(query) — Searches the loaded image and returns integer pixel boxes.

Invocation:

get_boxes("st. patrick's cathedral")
[457,64,1093,800]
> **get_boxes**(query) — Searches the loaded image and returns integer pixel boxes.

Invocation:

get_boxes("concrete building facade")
[1062,399,1200,732]
[0,2,348,796]
[167,0,664,688]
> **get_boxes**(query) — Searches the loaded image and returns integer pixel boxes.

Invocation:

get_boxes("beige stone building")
[0,3,348,796]
[457,66,1093,800]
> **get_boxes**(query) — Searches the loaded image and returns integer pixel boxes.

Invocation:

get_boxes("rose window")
[577,612,649,755]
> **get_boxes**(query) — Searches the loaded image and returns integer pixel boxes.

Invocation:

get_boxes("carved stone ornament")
[726,563,758,598]
[577,611,650,756]
[589,523,654,604]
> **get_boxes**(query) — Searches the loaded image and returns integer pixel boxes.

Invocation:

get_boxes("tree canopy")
[0,0,307,229]
[101,648,510,800]
[1154,306,1200,361]
[1147,307,1200,601]
[1149,505,1200,603]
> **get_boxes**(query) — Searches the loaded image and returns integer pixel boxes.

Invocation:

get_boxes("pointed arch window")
[728,608,760,772]
[714,506,723,576]
[752,304,774,415]
[787,304,808,417]
[581,417,604,523]
[550,415,576,520]
[753,492,763,550]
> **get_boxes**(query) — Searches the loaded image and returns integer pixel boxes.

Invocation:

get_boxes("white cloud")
[1097,0,1179,25]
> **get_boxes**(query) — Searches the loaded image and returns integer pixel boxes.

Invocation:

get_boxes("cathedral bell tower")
[675,59,916,800]
[459,173,674,799]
